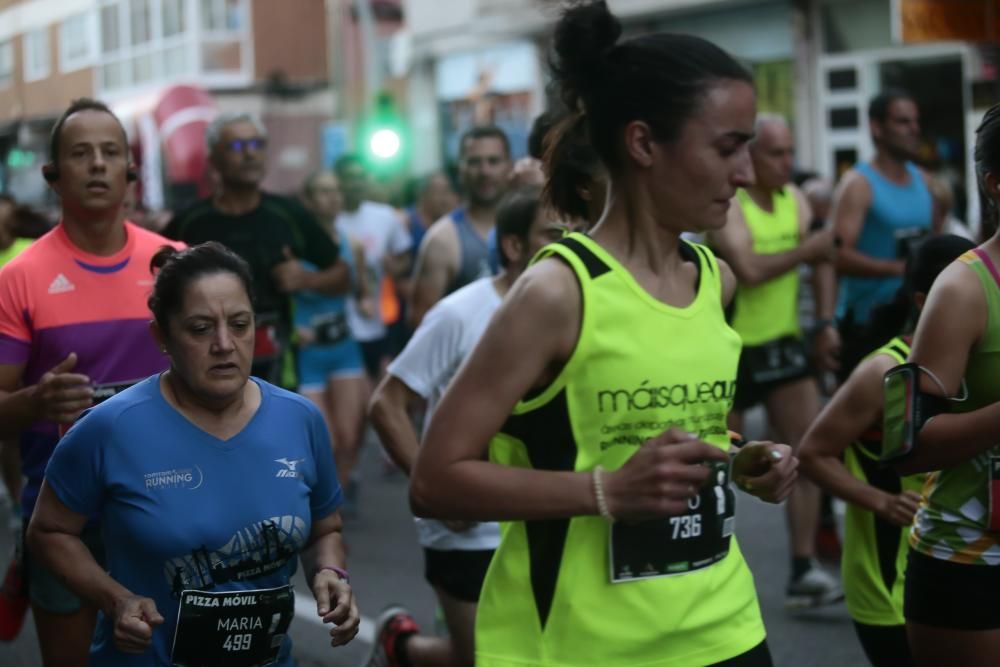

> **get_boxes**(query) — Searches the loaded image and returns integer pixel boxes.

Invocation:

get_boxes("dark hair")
[333,154,364,175]
[495,186,542,269]
[863,234,975,350]
[0,193,53,239]
[459,126,511,160]
[542,113,605,222]
[975,103,1000,241]
[148,242,255,334]
[549,1,751,173]
[49,98,127,164]
[868,89,915,124]
[528,112,561,160]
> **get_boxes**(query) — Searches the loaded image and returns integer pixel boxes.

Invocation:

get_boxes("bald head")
[750,114,794,190]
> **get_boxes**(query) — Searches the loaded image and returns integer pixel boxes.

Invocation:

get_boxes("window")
[201,0,242,32]
[60,13,96,72]
[101,4,121,54]
[130,0,152,45]
[24,28,51,82]
[0,41,13,89]
[162,0,186,37]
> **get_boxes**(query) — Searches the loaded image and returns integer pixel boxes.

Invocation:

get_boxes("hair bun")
[150,244,179,273]
[551,1,622,110]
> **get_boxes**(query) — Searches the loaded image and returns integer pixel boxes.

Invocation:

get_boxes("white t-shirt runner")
[336,201,412,342]
[387,277,502,551]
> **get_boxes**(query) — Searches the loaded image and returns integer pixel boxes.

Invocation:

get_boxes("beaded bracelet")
[592,465,615,523]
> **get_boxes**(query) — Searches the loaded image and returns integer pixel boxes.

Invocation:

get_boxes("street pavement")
[0,406,868,666]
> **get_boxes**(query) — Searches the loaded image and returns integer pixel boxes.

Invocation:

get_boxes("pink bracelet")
[318,566,350,583]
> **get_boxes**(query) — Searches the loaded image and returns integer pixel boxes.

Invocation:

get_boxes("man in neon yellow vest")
[709,113,842,609]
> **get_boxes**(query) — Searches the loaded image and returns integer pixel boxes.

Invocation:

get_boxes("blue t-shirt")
[45,375,342,666]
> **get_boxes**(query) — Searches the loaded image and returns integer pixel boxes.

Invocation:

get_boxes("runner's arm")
[710,195,825,286]
[798,187,841,370]
[369,375,423,474]
[0,358,93,438]
[407,227,456,328]
[800,355,902,516]
[897,263,995,474]
[301,510,350,584]
[27,480,136,615]
[832,171,904,278]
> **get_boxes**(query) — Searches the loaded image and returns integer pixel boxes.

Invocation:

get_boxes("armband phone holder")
[882,363,967,463]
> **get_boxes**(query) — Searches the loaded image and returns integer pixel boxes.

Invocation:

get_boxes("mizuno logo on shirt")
[48,273,75,294]
[275,458,305,479]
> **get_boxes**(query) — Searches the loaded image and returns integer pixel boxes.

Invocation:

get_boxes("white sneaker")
[785,562,844,610]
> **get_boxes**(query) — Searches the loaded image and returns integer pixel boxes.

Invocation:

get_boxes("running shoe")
[785,561,844,610]
[0,554,29,641]
[362,605,419,667]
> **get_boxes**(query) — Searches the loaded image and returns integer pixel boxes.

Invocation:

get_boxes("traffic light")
[359,92,407,175]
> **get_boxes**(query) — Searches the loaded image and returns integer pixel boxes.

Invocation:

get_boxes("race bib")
[170,585,294,667]
[609,461,735,583]
[741,336,809,384]
[310,312,349,346]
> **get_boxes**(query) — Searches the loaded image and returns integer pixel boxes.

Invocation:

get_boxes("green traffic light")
[370,129,401,160]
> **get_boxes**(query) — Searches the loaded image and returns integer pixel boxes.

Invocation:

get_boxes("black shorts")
[709,640,772,667]
[359,338,387,380]
[904,549,1000,630]
[733,336,813,411]
[423,548,494,604]
[853,622,913,667]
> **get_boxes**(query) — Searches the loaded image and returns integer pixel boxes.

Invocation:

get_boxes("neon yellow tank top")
[477,234,765,667]
[911,248,1000,565]
[730,187,801,346]
[0,238,31,268]
[842,336,925,626]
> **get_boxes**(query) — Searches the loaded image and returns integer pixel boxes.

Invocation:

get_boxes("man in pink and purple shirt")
[0,98,181,666]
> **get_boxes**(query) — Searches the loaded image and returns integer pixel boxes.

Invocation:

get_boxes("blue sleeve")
[305,404,342,519]
[44,408,110,518]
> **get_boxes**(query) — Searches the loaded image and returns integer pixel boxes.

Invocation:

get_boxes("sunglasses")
[225,138,267,154]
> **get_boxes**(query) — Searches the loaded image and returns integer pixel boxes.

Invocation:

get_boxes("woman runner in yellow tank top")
[799,234,974,667]
[396,3,799,667]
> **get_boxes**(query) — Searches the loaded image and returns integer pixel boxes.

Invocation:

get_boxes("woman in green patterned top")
[800,234,974,667]
[897,104,1000,667]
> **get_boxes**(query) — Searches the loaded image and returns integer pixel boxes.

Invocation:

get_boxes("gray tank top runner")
[447,208,492,295]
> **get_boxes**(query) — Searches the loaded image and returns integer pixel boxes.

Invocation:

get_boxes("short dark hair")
[333,154,364,175]
[459,126,511,160]
[869,89,916,123]
[48,98,128,164]
[148,242,255,335]
[495,186,542,269]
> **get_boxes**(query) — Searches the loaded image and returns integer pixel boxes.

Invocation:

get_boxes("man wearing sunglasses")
[164,113,350,389]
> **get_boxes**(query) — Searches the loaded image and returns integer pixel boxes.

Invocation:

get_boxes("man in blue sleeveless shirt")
[831,90,943,377]
[407,127,511,327]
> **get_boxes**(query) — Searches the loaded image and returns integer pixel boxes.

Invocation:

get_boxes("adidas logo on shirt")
[48,273,75,294]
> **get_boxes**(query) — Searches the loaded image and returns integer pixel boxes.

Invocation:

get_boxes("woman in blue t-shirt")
[27,242,359,665]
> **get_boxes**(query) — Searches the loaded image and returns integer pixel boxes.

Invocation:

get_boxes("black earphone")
[43,165,138,183]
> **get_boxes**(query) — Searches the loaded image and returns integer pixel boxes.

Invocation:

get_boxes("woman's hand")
[732,441,798,504]
[876,490,922,527]
[112,594,163,654]
[312,570,360,648]
[604,429,729,521]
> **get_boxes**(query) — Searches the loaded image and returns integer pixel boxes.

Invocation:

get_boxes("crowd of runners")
[0,1,999,666]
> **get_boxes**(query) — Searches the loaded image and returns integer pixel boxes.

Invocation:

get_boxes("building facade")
[0,0,335,209]
[401,0,1000,232]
